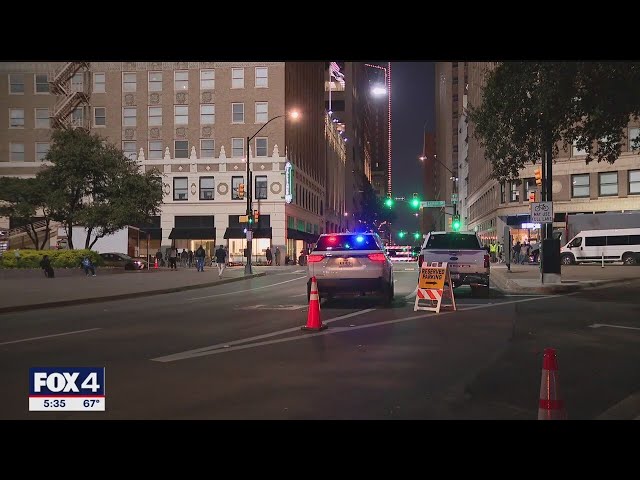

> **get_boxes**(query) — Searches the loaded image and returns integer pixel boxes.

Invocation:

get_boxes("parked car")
[306,232,394,306]
[560,228,640,265]
[99,252,147,270]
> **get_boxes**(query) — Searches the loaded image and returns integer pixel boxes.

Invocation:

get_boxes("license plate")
[451,273,460,280]
[338,261,352,268]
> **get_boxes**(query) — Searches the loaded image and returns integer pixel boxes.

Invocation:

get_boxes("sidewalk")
[490,263,640,294]
[0,265,275,314]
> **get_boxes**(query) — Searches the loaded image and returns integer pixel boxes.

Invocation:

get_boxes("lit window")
[123,107,136,127]
[10,108,24,128]
[148,106,162,126]
[93,73,105,93]
[255,102,268,123]
[174,105,188,125]
[200,104,215,124]
[232,138,244,157]
[123,72,136,92]
[232,103,244,123]
[255,67,268,88]
[232,68,244,88]
[149,72,162,92]
[35,74,49,93]
[175,71,189,90]
[200,69,215,89]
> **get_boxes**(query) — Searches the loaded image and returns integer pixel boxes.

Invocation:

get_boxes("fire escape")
[49,62,92,130]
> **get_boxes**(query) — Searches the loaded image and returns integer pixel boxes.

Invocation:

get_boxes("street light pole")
[244,112,299,275]
[419,153,459,217]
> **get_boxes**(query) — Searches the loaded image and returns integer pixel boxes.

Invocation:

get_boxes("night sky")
[390,62,435,237]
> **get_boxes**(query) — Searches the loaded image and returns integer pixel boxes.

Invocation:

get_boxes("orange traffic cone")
[301,276,327,332]
[154,258,159,269]
[538,348,566,420]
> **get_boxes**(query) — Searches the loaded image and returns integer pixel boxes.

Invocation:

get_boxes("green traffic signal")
[398,231,406,239]
[452,215,461,231]
[248,217,254,224]
[413,232,420,240]
[410,198,420,209]
[384,197,394,208]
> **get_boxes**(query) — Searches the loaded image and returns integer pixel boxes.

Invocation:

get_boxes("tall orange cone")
[154,257,159,269]
[302,276,327,332]
[538,348,566,420]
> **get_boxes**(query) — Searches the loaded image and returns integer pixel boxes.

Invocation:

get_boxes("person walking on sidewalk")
[215,244,227,278]
[169,246,178,270]
[81,256,96,276]
[274,246,281,266]
[40,255,55,278]
[195,244,206,272]
[265,247,273,266]
[180,248,188,268]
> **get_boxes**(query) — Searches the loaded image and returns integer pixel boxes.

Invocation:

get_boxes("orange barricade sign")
[414,262,456,313]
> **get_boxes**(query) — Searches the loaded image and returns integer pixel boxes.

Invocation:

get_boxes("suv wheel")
[561,254,574,265]
[622,253,636,265]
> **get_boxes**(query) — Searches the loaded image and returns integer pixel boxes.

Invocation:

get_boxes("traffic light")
[253,210,259,224]
[248,215,254,225]
[452,214,461,232]
[410,193,420,209]
[534,168,542,187]
[398,231,406,239]
[413,232,420,240]
[238,183,245,199]
[384,194,394,208]
[529,192,536,202]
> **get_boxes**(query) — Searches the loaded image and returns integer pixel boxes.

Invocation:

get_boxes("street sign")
[421,200,445,208]
[239,215,249,223]
[451,193,458,204]
[530,201,553,224]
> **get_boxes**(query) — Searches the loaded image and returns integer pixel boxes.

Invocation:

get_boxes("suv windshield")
[425,233,481,250]
[315,234,381,251]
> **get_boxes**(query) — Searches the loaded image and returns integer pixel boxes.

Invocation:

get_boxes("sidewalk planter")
[0,249,104,269]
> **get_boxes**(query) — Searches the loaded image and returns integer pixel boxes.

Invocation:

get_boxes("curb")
[491,274,636,295]
[596,392,640,420]
[0,272,267,314]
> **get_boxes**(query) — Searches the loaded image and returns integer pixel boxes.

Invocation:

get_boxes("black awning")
[137,228,162,240]
[168,228,216,240]
[287,228,319,243]
[224,227,273,239]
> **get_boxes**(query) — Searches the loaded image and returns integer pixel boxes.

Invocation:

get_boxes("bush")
[0,249,104,269]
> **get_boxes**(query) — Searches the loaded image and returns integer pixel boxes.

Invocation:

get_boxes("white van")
[560,228,640,265]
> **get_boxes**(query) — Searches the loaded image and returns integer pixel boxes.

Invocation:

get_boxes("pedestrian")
[274,246,281,266]
[513,240,521,265]
[215,244,227,278]
[81,256,96,276]
[195,244,206,272]
[265,247,272,266]
[169,245,178,270]
[520,242,529,264]
[188,249,194,268]
[40,254,55,278]
[180,248,188,268]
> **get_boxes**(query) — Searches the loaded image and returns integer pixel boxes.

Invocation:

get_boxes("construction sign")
[414,261,457,314]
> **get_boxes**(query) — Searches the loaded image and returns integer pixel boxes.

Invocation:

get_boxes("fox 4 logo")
[29,367,105,396]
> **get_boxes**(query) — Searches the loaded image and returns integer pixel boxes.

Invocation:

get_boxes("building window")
[174,105,188,125]
[122,141,137,160]
[232,176,244,200]
[232,103,244,123]
[200,69,215,89]
[509,181,520,202]
[599,172,618,196]
[10,143,24,161]
[93,73,105,93]
[36,142,50,161]
[200,177,215,200]
[148,106,162,126]
[93,107,106,127]
[72,107,84,126]
[149,71,162,92]
[255,102,268,123]
[629,128,640,152]
[629,170,640,195]
[71,73,84,92]
[35,108,49,129]
[232,68,244,88]
[200,139,215,158]
[122,72,136,92]
[9,74,24,94]
[174,177,188,201]
[123,107,136,126]
[9,108,24,128]
[200,104,215,124]
[175,70,189,90]
[175,140,189,159]
[572,139,587,157]
[255,175,267,200]
[232,138,244,158]
[255,67,268,88]
[149,141,163,160]
[255,137,268,157]
[525,178,536,201]
[35,74,49,93]
[571,174,590,198]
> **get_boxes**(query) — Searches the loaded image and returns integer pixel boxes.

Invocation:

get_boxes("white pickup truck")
[418,231,491,295]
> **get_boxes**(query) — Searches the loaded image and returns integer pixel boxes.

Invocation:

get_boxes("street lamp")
[244,110,300,275]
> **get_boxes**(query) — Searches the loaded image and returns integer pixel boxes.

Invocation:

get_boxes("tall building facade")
[0,62,337,264]
[461,62,640,247]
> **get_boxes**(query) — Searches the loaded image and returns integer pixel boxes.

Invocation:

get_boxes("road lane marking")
[152,293,579,362]
[188,276,306,300]
[0,328,102,346]
[239,305,307,311]
[589,324,640,331]
[291,293,308,297]
[151,309,375,362]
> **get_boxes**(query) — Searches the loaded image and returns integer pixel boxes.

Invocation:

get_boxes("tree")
[356,173,396,234]
[43,129,163,249]
[468,62,640,181]
[0,176,54,249]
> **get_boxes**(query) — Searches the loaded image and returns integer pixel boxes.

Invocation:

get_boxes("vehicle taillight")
[367,253,387,262]
[484,254,490,268]
[307,254,325,263]
[418,254,424,267]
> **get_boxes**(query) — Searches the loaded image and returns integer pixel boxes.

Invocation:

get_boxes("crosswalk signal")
[238,183,245,199]
[534,168,542,187]
[452,214,461,232]
[253,210,259,224]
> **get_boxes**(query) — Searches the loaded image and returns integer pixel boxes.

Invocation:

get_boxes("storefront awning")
[224,227,272,239]
[168,228,216,240]
[287,228,319,243]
